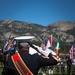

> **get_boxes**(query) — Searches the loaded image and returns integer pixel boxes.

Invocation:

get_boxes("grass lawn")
[0,67,70,75]
[0,66,74,75]
[0,67,3,75]
[0,67,58,75]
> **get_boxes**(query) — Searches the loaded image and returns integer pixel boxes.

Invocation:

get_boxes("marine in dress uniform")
[2,42,59,75]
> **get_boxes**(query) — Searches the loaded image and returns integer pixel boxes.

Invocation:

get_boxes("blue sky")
[0,0,75,26]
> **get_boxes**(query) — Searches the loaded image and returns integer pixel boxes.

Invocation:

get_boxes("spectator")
[67,57,72,75]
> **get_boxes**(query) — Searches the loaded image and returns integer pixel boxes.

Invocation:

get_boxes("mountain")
[47,20,75,43]
[0,19,75,46]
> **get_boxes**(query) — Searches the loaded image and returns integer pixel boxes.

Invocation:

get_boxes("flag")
[3,37,11,54]
[4,37,11,49]
[46,35,53,49]
[10,40,16,50]
[41,37,46,50]
[56,36,60,56]
[69,46,74,60]
[3,37,16,55]
[69,42,75,60]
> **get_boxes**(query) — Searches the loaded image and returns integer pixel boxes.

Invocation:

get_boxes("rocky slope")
[0,19,75,45]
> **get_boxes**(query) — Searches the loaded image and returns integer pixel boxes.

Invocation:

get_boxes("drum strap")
[11,53,33,75]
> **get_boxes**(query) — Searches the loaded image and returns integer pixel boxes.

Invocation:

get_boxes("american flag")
[69,42,75,59]
[46,35,53,49]
[41,38,46,50]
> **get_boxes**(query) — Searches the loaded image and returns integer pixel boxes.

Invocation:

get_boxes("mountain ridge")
[0,19,75,45]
